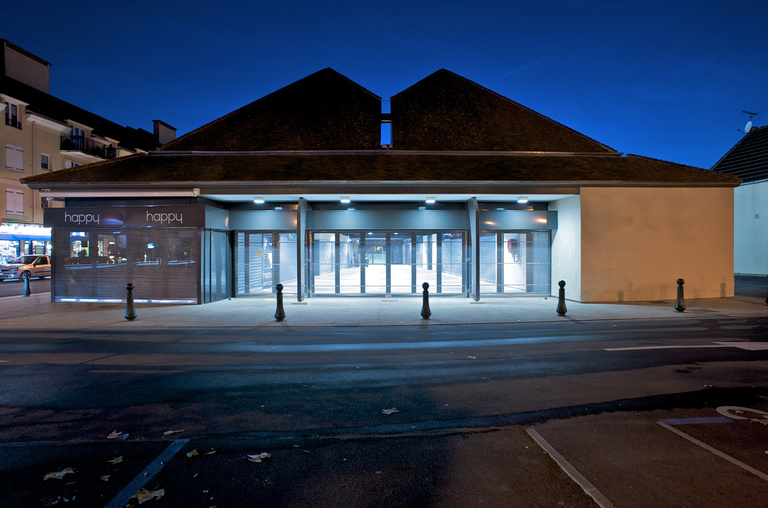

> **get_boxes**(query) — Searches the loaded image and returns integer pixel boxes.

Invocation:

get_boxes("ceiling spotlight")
[340,196,351,203]
[517,196,529,204]
[426,197,436,204]
[253,197,265,204]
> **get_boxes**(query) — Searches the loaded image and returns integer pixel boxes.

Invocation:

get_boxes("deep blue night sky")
[4,0,767,169]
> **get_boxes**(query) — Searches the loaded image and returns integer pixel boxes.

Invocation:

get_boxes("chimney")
[153,120,177,146]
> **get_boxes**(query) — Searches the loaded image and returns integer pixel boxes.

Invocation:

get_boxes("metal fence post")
[421,282,431,319]
[275,283,286,321]
[556,280,567,316]
[22,273,31,297]
[674,278,686,313]
[125,283,137,321]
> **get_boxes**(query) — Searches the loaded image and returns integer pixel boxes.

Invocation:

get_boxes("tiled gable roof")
[391,69,614,152]
[22,151,740,187]
[712,126,768,183]
[161,68,382,151]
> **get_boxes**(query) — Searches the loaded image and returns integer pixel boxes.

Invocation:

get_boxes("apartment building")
[1,39,174,260]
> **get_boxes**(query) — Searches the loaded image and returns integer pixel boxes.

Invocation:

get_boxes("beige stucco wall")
[550,195,582,301]
[579,186,734,302]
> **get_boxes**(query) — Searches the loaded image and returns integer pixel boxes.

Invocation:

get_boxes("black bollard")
[421,282,431,319]
[674,278,686,313]
[124,283,137,321]
[275,283,286,321]
[22,272,31,297]
[556,280,567,316]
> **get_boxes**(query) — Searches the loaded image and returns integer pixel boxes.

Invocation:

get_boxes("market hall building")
[22,69,740,305]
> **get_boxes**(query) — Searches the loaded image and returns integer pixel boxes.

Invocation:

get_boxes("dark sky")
[5,0,767,168]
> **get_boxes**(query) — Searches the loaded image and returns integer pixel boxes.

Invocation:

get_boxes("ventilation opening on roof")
[381,122,392,148]
[381,101,392,148]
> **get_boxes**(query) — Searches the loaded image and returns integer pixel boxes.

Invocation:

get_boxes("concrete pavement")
[1,290,766,328]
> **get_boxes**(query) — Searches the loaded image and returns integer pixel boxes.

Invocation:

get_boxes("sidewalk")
[1,291,766,328]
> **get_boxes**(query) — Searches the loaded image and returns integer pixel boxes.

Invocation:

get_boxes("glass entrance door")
[479,231,550,295]
[310,231,465,295]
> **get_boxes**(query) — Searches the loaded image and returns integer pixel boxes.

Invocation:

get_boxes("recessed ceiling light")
[426,197,436,204]
[340,196,351,203]
[517,197,529,204]
[253,197,265,204]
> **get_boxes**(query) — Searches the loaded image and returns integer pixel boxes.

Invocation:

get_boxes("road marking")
[605,342,768,352]
[658,416,732,425]
[526,428,615,508]
[657,422,768,482]
[716,406,768,420]
[713,342,768,351]
[104,439,189,508]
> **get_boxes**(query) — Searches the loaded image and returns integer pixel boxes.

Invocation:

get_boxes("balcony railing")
[60,135,116,159]
[5,117,22,129]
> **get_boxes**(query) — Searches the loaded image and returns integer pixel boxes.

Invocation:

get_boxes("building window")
[5,144,23,171]
[41,153,50,171]
[64,159,80,169]
[4,102,21,129]
[6,187,24,215]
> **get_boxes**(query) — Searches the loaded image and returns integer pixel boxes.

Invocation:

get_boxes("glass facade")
[235,232,298,295]
[53,228,199,303]
[309,231,466,295]
[479,231,550,294]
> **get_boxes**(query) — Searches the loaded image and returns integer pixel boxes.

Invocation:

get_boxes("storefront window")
[479,231,550,294]
[236,232,297,295]
[54,228,199,303]
[309,231,465,295]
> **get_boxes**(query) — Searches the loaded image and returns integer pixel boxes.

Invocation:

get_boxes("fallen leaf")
[733,409,745,414]
[107,431,129,440]
[205,450,217,455]
[467,356,477,359]
[133,488,165,504]
[247,453,272,463]
[108,456,123,464]
[186,450,199,458]
[382,408,399,415]
[100,475,111,482]
[44,467,75,481]
[163,429,184,436]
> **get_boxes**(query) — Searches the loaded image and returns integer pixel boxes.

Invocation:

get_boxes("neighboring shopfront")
[0,223,51,262]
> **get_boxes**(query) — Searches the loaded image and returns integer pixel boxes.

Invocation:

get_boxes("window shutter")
[14,146,23,171]
[13,189,23,214]
[5,145,12,170]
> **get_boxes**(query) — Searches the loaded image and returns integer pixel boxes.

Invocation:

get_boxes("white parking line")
[605,342,768,352]
[526,428,615,508]
[657,422,768,482]
[104,439,189,508]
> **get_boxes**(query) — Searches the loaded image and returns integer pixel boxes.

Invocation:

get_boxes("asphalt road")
[2,317,768,506]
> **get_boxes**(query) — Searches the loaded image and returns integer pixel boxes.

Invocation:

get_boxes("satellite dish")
[745,120,753,133]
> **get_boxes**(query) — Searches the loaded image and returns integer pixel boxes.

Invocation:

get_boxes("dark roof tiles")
[391,69,614,153]
[162,68,382,151]
[712,126,768,183]
[23,151,740,187]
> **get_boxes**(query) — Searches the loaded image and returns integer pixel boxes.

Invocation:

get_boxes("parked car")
[0,255,51,282]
